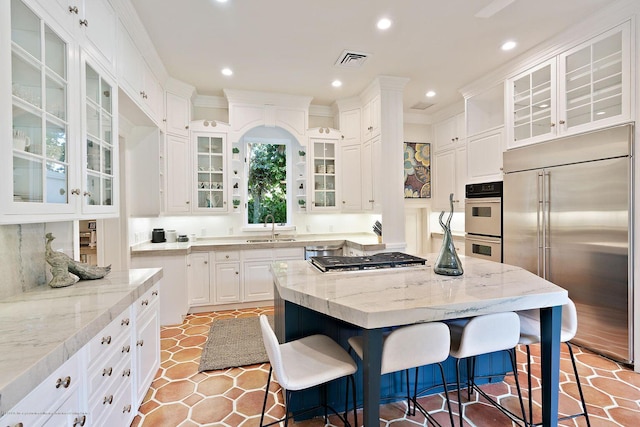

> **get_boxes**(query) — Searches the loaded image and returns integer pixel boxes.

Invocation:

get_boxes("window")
[246,141,288,225]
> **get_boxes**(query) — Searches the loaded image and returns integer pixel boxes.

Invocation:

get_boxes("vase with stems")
[434,193,463,276]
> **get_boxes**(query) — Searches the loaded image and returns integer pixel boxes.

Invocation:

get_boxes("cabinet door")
[467,128,503,183]
[135,301,160,406]
[165,135,190,213]
[165,92,190,137]
[82,59,118,214]
[508,59,556,147]
[339,108,361,145]
[80,0,117,71]
[362,95,380,139]
[361,139,373,211]
[434,113,464,152]
[311,138,337,210]
[142,62,162,122]
[558,23,630,134]
[117,24,142,99]
[455,145,467,210]
[340,144,361,211]
[214,263,240,304]
[243,260,273,302]
[193,132,227,212]
[7,0,76,216]
[433,149,464,212]
[370,135,382,212]
[187,252,210,306]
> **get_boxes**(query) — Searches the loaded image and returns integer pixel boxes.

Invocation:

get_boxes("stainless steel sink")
[246,238,296,243]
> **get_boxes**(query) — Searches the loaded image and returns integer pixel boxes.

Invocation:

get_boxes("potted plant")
[232,146,240,160]
[298,150,306,162]
[298,199,306,210]
[232,199,241,209]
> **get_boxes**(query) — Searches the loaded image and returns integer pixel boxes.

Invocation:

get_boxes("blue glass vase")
[434,193,463,276]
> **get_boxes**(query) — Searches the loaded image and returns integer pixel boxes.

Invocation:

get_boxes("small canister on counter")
[177,235,189,242]
[166,230,177,243]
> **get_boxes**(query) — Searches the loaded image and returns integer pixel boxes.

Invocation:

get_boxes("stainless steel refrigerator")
[503,124,633,364]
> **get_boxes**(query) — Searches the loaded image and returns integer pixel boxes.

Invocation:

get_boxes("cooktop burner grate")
[310,252,427,272]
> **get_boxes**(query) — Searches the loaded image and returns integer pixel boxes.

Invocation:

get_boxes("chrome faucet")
[264,214,275,241]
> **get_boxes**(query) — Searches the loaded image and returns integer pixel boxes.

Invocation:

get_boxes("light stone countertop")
[271,254,568,329]
[0,268,163,414]
[130,232,384,256]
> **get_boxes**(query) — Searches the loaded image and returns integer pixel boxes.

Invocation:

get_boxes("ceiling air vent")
[335,50,370,68]
[410,102,434,110]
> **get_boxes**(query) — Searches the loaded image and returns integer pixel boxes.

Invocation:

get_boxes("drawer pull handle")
[102,367,113,376]
[123,368,131,377]
[103,395,114,405]
[137,339,144,347]
[68,6,78,14]
[122,345,131,353]
[141,299,149,306]
[101,335,112,345]
[79,19,88,27]
[152,290,158,296]
[123,404,132,413]
[121,318,130,326]
[73,415,86,426]
[55,376,72,389]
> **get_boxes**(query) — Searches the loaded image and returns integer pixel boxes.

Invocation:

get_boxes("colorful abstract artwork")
[404,142,431,198]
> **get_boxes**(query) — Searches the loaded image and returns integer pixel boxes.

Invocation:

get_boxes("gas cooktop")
[310,252,427,272]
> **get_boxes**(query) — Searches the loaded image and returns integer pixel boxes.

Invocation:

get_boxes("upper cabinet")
[339,107,361,146]
[507,22,631,148]
[165,91,191,137]
[310,134,339,211]
[434,113,466,152]
[361,94,380,140]
[193,132,228,212]
[117,21,163,124]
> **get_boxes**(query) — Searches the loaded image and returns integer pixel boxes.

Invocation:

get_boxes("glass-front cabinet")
[193,132,227,212]
[10,0,71,211]
[311,138,337,210]
[83,60,116,213]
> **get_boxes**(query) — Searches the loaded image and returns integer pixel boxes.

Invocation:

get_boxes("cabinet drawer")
[136,282,160,319]
[9,350,82,421]
[88,333,132,399]
[215,250,240,261]
[90,371,134,427]
[273,247,304,260]
[88,307,133,363]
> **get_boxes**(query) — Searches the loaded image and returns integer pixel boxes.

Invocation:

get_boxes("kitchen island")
[271,254,568,427]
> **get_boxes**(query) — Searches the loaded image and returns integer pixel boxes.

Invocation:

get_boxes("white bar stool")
[348,322,454,427]
[518,299,590,426]
[447,312,527,427]
[258,314,358,427]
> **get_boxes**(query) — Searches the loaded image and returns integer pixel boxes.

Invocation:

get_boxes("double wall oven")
[465,181,503,263]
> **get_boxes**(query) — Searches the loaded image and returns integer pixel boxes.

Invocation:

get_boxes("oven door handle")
[465,236,501,244]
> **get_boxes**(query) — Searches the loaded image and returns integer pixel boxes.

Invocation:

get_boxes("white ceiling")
[130,0,613,115]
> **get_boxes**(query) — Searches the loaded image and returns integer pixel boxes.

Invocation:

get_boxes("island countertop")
[0,268,163,414]
[271,254,569,329]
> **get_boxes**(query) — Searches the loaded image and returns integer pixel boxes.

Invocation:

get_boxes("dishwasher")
[304,244,344,259]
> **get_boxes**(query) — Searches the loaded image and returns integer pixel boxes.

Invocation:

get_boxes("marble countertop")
[0,268,163,414]
[271,254,568,329]
[130,232,384,256]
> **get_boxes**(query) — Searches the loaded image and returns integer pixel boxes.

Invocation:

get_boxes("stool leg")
[413,367,420,416]
[437,362,455,427]
[455,358,464,427]
[508,348,528,426]
[525,345,533,427]
[260,367,272,427]
[566,343,591,427]
[351,375,358,427]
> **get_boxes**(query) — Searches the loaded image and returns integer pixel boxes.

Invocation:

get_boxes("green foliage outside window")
[247,143,287,224]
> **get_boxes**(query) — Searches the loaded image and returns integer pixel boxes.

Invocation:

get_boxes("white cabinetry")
[340,144,362,211]
[42,0,117,72]
[187,252,210,306]
[165,91,191,137]
[466,128,504,184]
[134,284,160,406]
[507,22,631,148]
[193,131,228,212]
[361,136,381,212]
[117,21,162,124]
[434,113,465,152]
[242,249,273,302]
[339,108,361,145]
[165,134,191,213]
[433,145,466,211]
[362,95,380,140]
[310,136,338,211]
[213,250,241,304]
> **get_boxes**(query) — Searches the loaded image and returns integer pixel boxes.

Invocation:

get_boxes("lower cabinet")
[0,282,161,427]
[187,247,305,310]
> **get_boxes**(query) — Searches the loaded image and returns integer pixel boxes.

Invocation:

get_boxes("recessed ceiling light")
[332,80,342,88]
[221,68,233,76]
[377,18,392,30]
[501,40,517,51]
[216,0,228,3]
[425,90,436,98]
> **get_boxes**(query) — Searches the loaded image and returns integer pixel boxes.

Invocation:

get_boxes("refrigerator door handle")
[537,171,544,277]
[543,171,551,279]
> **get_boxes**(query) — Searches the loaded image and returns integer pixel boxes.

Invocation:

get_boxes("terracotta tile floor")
[131,308,640,427]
